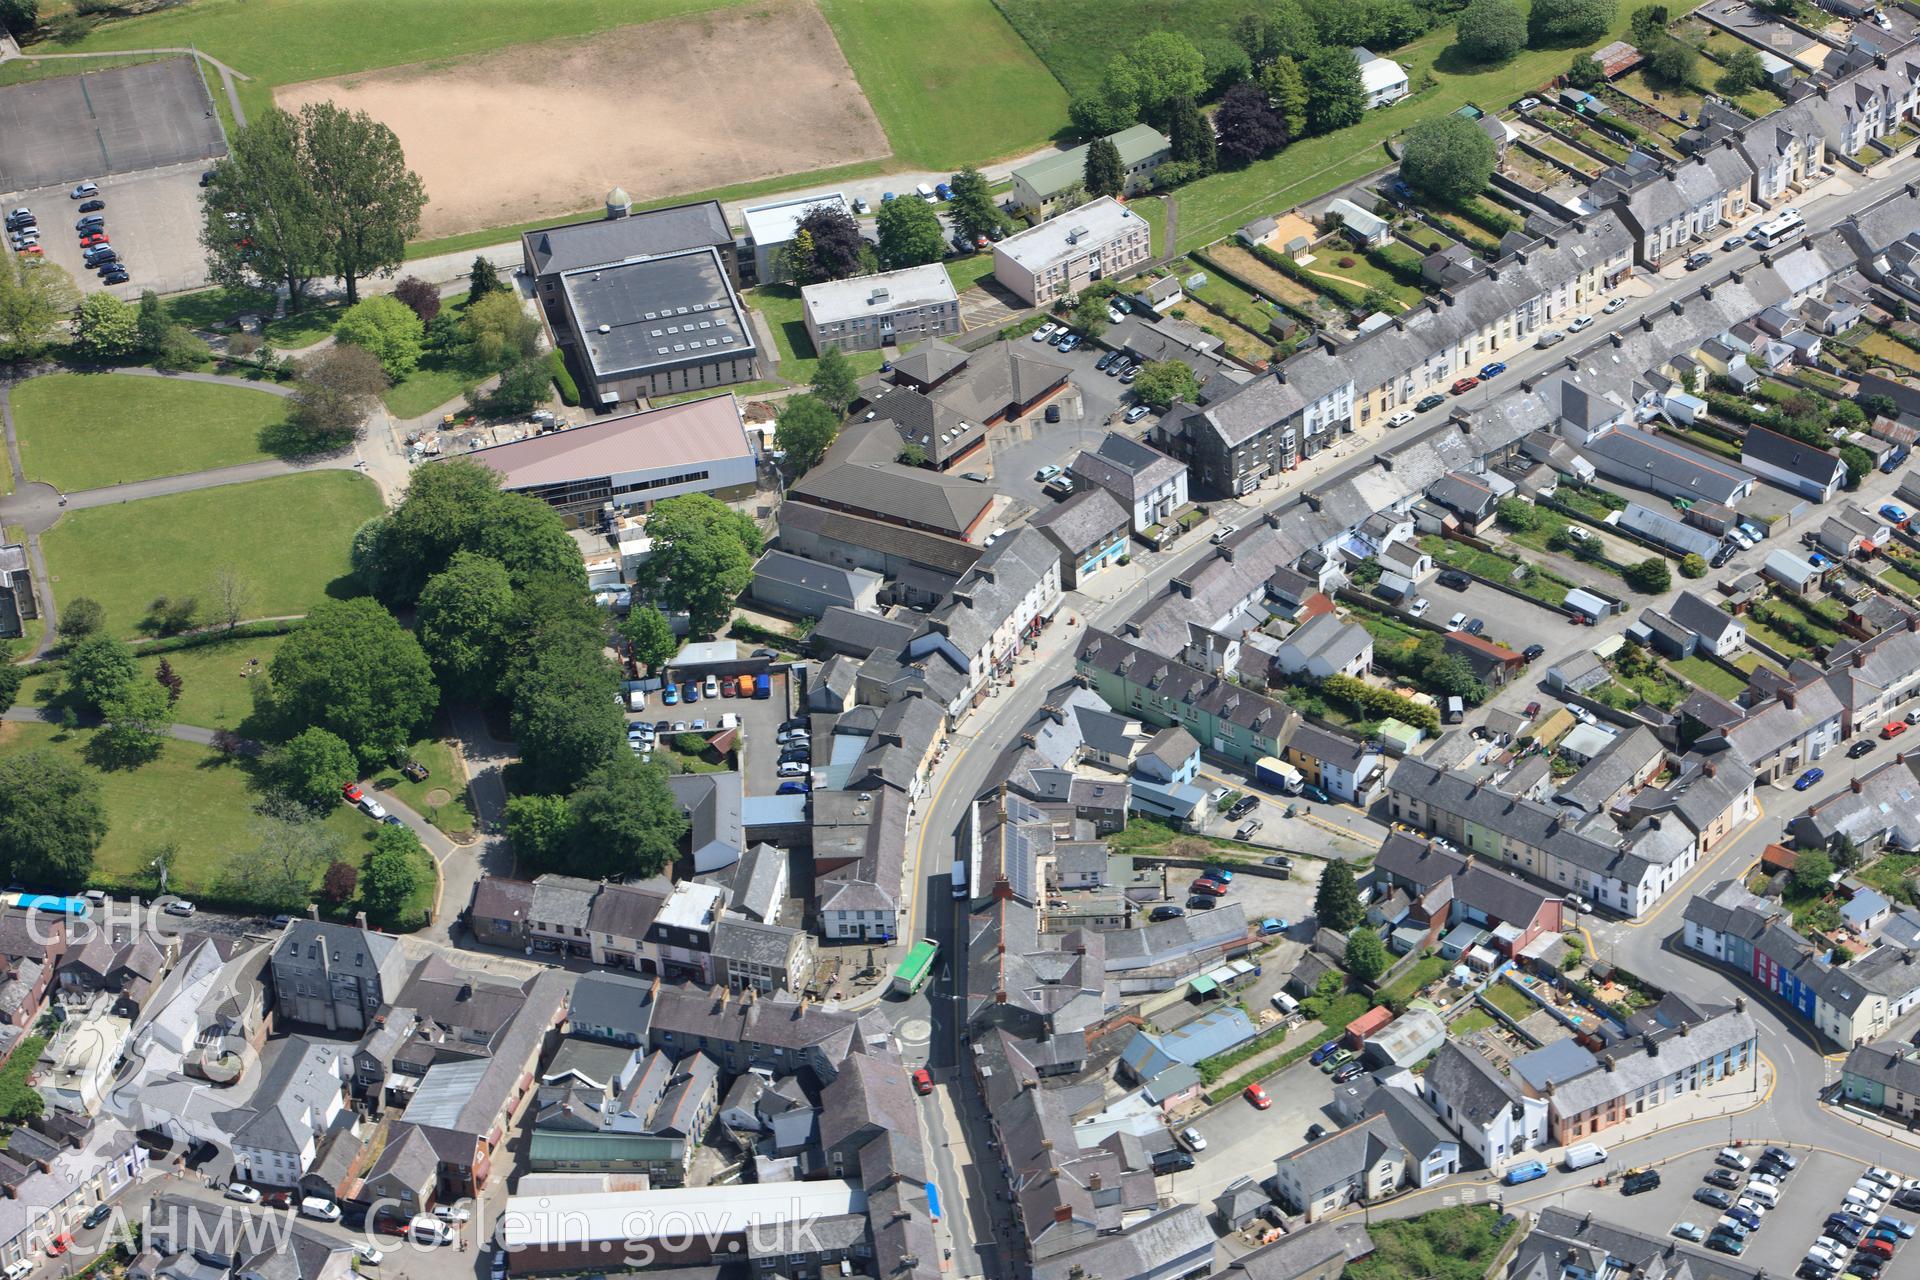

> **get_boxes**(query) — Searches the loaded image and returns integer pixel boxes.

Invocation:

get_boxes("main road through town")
[888,155,1920,1278]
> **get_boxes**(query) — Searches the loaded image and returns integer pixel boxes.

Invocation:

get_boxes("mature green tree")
[1496,497,1539,532]
[621,605,679,674]
[505,792,572,870]
[64,632,136,713]
[794,203,867,280]
[1314,858,1365,932]
[0,0,39,37]
[1215,82,1289,166]
[334,295,424,377]
[1457,0,1528,61]
[781,229,820,284]
[296,101,428,304]
[810,346,860,416]
[0,750,106,891]
[1628,3,1670,44]
[221,812,342,912]
[59,598,105,640]
[1069,80,1139,137]
[1840,443,1874,489]
[1345,926,1390,983]
[199,108,327,309]
[269,598,438,765]
[350,516,395,598]
[1425,653,1488,703]
[1071,289,1113,340]
[1625,556,1672,593]
[1400,115,1498,205]
[1679,553,1708,578]
[468,255,503,302]
[74,292,140,360]
[1529,0,1616,46]
[463,290,541,370]
[1259,56,1311,139]
[417,551,516,700]
[0,664,24,714]
[323,860,359,903]
[1123,32,1208,124]
[1235,3,1314,62]
[1130,360,1202,410]
[1301,47,1367,134]
[502,574,610,695]
[875,195,946,269]
[642,495,763,635]
[776,393,840,475]
[361,824,428,925]
[1793,847,1835,895]
[1646,36,1698,88]
[136,290,170,352]
[947,165,1003,245]
[1566,53,1606,87]
[482,357,554,416]
[1083,137,1125,199]
[271,726,359,812]
[563,754,689,880]
[511,646,624,793]
[0,256,78,361]
[472,492,587,591]
[377,460,505,602]
[289,343,390,442]
[1167,96,1217,173]
[96,678,172,766]
[1199,36,1253,96]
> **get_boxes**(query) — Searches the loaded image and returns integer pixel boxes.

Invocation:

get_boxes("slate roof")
[1743,423,1846,485]
[775,501,982,578]
[1582,426,1756,504]
[523,201,732,278]
[1427,1040,1526,1130]
[569,972,658,1040]
[789,419,994,537]
[1070,432,1187,505]
[1668,589,1743,646]
[1031,486,1130,557]
[531,875,598,930]
[1220,1221,1375,1280]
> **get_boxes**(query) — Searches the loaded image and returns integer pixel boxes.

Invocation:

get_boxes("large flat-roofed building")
[522,193,735,312]
[558,247,759,405]
[463,394,759,527]
[742,192,850,285]
[993,196,1152,306]
[802,265,961,354]
[1009,125,1172,219]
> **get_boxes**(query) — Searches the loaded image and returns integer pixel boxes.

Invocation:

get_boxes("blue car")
[1479,361,1507,379]
[1727,1206,1760,1231]
[1504,1160,1548,1186]
[1308,1040,1340,1066]
[1258,917,1288,935]
[684,682,700,703]
[1204,865,1234,882]
[935,183,952,200]
[1884,504,1911,525]
[1794,767,1824,790]
[776,781,811,795]
[881,192,895,202]
[662,684,679,706]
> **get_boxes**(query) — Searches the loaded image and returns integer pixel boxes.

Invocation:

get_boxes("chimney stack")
[308,904,320,921]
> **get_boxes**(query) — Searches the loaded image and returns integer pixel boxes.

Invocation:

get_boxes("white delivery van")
[1270,991,1300,1015]
[1745,1183,1778,1208]
[628,689,646,713]
[1563,1142,1608,1171]
[915,183,937,203]
[409,1216,454,1246]
[298,1197,342,1222]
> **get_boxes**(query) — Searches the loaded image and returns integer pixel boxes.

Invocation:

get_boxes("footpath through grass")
[11,373,284,492]
[818,0,1066,168]
[41,471,381,639]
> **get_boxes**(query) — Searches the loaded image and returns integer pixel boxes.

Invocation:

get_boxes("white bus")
[1751,207,1804,249]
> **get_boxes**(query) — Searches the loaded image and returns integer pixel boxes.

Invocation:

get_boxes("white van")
[409,1216,454,1246]
[1270,991,1300,1015]
[1563,1142,1607,1171]
[298,1197,341,1222]
[1744,1183,1778,1209]
[914,183,937,203]
[628,689,646,713]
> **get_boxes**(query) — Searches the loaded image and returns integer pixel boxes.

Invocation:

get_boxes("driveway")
[983,338,1145,504]
[1420,575,1573,664]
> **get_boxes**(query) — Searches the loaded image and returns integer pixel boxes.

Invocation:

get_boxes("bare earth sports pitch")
[272,0,891,239]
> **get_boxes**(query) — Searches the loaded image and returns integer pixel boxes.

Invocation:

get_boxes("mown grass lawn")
[1485,981,1535,1020]
[991,0,1272,98]
[1169,0,1704,253]
[368,737,476,838]
[0,720,367,899]
[818,0,1066,167]
[747,285,892,385]
[947,252,1001,294]
[41,471,381,639]
[380,294,487,419]
[1670,654,1748,700]
[11,373,284,491]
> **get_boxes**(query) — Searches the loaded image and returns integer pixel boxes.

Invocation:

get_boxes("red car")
[1885,721,1909,740]
[79,233,108,247]
[1244,1083,1271,1109]
[911,1067,934,1096]
[1450,376,1479,395]
[48,1235,71,1257]
[342,781,365,803]
[1190,879,1228,897]
[15,245,41,256]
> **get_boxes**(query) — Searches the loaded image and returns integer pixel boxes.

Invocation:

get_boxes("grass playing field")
[41,471,382,639]
[11,373,285,492]
[818,0,1066,167]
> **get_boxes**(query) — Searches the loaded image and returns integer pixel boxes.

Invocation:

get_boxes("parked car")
[1031,322,1058,343]
[82,1204,113,1230]
[1568,315,1595,333]
[1850,740,1877,759]
[1438,569,1470,590]
[1603,297,1626,312]
[1478,361,1506,379]
[1704,1168,1741,1189]
[70,183,99,199]
[1446,611,1468,630]
[1123,404,1152,423]
[1886,722,1909,740]
[225,1184,264,1204]
[777,761,810,777]
[164,900,196,917]
[1464,618,1484,636]
[1308,1040,1341,1065]
[775,781,810,795]
[1623,1168,1662,1195]
[1505,1160,1548,1185]
[1685,252,1713,270]
[1409,598,1430,616]
[1793,767,1825,790]
[1227,795,1258,819]
[1180,1126,1206,1151]
[911,1068,934,1095]
[1450,376,1479,395]
[1696,1187,1734,1209]
[1673,1223,1704,1242]
[1034,464,1062,482]
[1386,409,1415,428]
[1148,905,1185,921]
[1416,394,1447,412]
[1882,504,1911,526]
[1331,1060,1366,1083]
[1242,1083,1270,1109]
[1535,329,1565,348]
[1521,643,1545,661]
